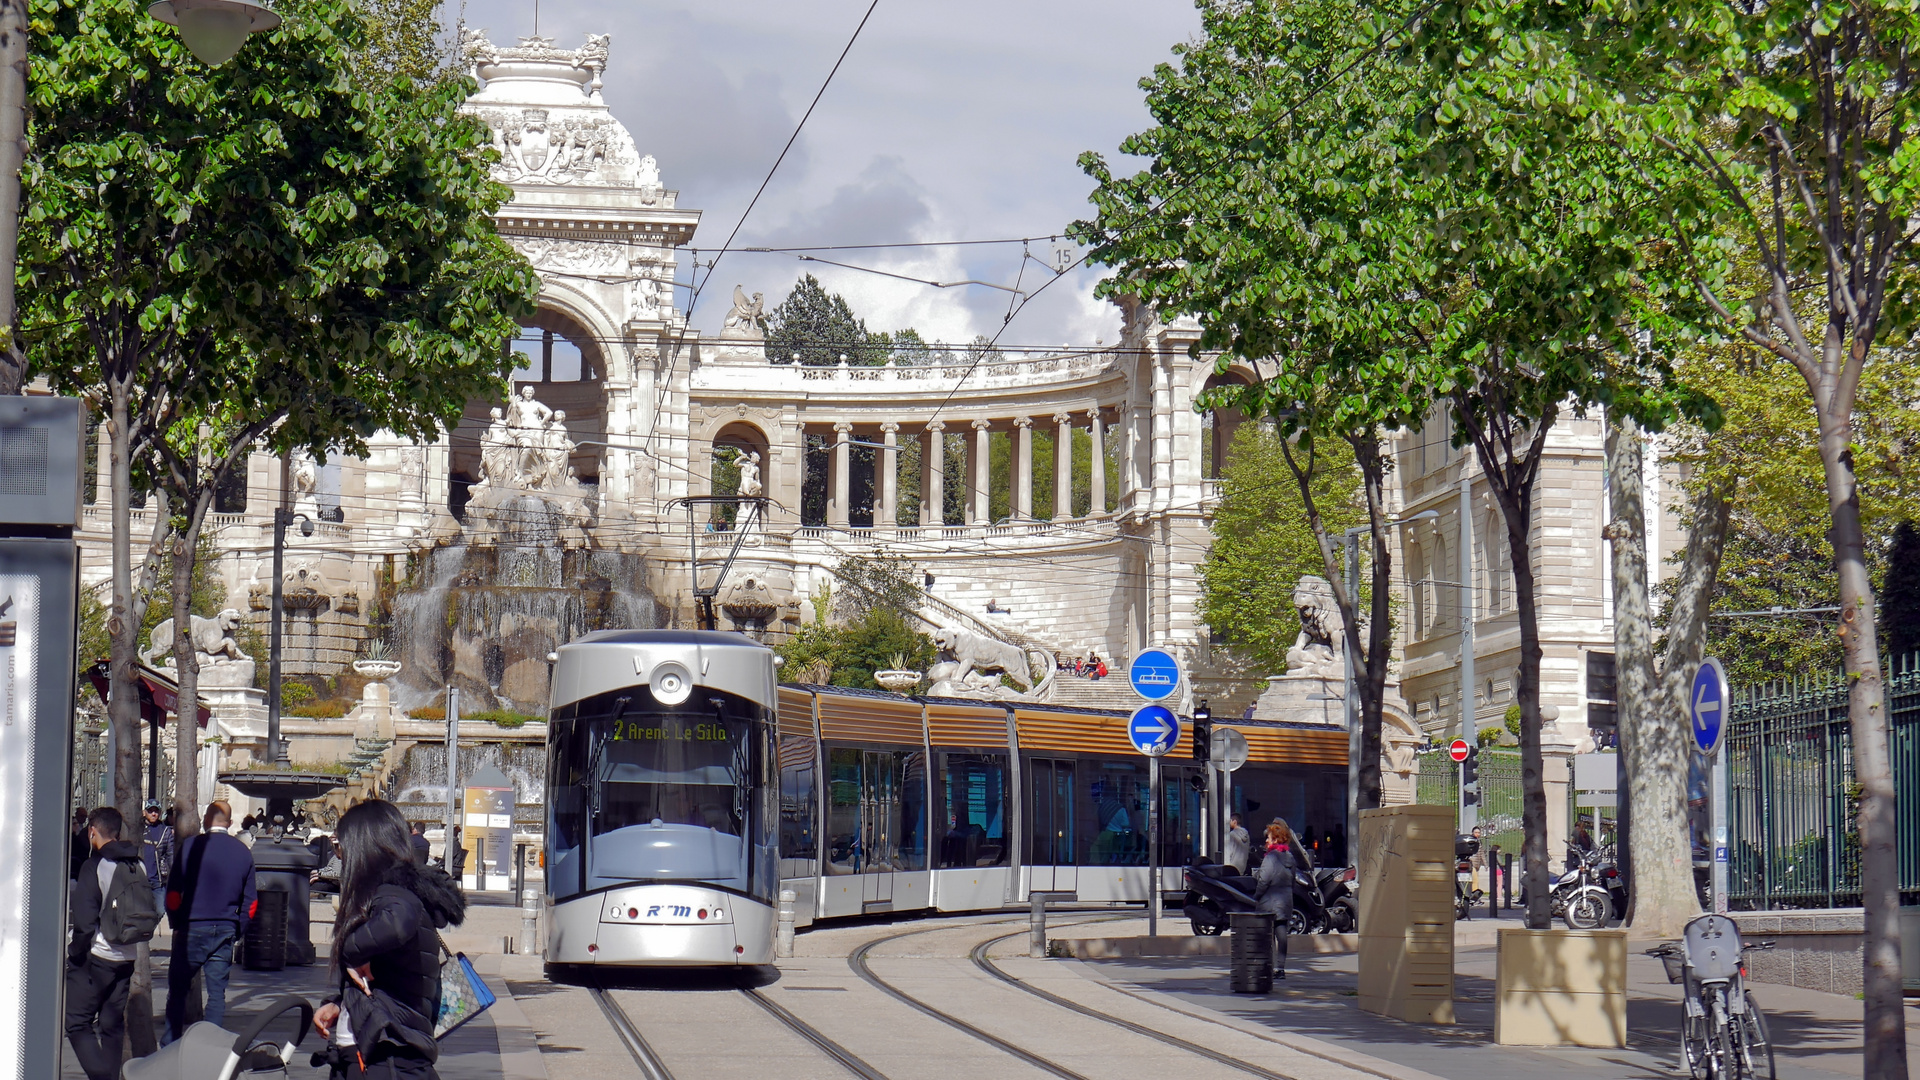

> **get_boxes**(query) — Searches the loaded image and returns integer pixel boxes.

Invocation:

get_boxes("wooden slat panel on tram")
[776,686,816,739]
[1015,706,1192,758]
[1229,725,1346,766]
[925,702,1009,749]
[815,693,926,745]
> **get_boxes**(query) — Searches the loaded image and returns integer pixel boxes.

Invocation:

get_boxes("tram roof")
[572,629,772,649]
[779,681,1354,732]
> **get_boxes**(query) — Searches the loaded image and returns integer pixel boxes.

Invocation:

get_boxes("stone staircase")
[1044,668,1138,711]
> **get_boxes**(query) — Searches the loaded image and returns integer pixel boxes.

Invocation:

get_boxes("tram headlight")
[649,660,694,705]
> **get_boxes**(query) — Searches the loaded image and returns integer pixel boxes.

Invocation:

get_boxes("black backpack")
[100,858,161,945]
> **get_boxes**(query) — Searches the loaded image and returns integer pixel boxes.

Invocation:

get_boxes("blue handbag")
[433,935,496,1038]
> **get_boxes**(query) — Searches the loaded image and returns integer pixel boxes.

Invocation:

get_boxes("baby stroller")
[121,996,314,1080]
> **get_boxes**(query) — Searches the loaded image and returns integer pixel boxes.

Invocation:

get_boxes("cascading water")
[389,740,548,830]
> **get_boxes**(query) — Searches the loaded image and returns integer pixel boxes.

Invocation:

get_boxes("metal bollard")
[520,887,540,956]
[776,889,797,958]
[1030,893,1048,959]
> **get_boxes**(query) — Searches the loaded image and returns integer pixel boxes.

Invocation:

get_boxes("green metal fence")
[1724,663,1920,909]
[1412,748,1538,857]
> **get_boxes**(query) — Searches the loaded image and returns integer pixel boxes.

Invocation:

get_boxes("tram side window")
[1082,759,1148,866]
[938,753,1008,868]
[779,736,817,878]
[826,748,861,875]
[548,730,587,899]
[823,747,928,875]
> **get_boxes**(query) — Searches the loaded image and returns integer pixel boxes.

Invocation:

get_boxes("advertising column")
[0,398,83,1080]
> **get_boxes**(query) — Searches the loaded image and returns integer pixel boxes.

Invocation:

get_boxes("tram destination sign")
[1128,704,1180,757]
[1128,647,1182,702]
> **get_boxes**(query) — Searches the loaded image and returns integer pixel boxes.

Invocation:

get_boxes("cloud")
[455,0,1200,347]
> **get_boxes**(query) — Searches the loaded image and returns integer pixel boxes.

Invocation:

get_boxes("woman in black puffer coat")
[313,800,467,1078]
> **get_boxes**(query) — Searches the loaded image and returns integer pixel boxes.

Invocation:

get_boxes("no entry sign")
[1449,738,1471,763]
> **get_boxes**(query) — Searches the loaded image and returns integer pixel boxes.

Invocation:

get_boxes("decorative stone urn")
[352,659,402,740]
[352,659,402,680]
[873,669,920,695]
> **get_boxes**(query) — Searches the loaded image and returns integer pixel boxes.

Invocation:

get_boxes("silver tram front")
[543,630,778,976]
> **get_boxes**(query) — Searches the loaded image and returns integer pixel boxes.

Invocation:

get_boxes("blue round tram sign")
[1128,647,1181,702]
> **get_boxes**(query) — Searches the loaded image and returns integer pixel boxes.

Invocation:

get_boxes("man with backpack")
[67,806,158,1080]
[163,800,255,1044]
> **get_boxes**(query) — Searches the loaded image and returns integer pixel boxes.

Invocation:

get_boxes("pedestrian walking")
[163,800,256,1044]
[409,822,431,866]
[67,807,158,1080]
[1223,814,1251,874]
[312,800,467,1079]
[1254,819,1298,981]
[140,799,175,916]
[69,806,90,880]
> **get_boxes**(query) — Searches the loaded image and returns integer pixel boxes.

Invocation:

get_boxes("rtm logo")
[644,905,694,918]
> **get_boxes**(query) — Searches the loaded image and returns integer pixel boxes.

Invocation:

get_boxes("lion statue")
[141,609,249,668]
[1284,575,1345,680]
[930,628,1039,693]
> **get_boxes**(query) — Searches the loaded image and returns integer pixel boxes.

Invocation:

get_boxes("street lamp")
[266,507,312,765]
[1342,509,1440,835]
[148,0,280,67]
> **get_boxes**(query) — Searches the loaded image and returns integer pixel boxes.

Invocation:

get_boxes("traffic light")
[1462,746,1479,786]
[1192,701,1212,764]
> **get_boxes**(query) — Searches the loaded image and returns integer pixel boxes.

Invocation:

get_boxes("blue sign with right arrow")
[1691,657,1729,755]
[1128,647,1181,702]
[1128,704,1180,757]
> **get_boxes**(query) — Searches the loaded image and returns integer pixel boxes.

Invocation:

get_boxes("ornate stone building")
[73,32,1261,750]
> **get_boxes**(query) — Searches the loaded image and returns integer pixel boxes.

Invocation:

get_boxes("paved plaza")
[72,904,1915,1080]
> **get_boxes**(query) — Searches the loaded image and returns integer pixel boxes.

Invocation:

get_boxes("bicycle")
[1647,914,1776,1080]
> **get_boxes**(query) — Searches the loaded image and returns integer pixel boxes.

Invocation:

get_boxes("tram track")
[588,987,676,1080]
[739,985,891,1080]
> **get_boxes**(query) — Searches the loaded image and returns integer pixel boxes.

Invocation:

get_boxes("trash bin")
[1230,911,1275,994]
[242,887,288,971]
[251,835,320,966]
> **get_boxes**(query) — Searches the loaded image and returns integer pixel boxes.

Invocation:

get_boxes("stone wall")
[1728,909,1863,996]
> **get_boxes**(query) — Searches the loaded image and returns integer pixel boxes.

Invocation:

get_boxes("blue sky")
[455,0,1203,348]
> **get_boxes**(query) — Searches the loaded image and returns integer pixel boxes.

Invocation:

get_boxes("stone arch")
[447,294,615,519]
[1201,369,1254,479]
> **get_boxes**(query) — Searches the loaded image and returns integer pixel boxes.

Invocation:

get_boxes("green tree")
[776,609,934,692]
[1416,0,1920,1051]
[1199,426,1363,675]
[767,274,883,366]
[24,0,538,828]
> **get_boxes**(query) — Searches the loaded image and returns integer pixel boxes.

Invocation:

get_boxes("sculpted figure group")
[476,385,580,492]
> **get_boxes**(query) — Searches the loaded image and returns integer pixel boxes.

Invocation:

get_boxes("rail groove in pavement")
[588,987,675,1080]
[739,985,891,1079]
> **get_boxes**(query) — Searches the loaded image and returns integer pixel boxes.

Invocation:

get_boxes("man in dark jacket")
[68,806,90,880]
[163,800,256,1044]
[410,821,431,865]
[140,799,175,915]
[67,807,143,1080]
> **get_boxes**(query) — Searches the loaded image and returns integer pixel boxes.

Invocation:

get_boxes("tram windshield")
[547,687,775,903]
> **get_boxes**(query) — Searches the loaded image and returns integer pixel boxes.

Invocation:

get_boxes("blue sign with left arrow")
[1691,656,1729,756]
[1128,704,1180,757]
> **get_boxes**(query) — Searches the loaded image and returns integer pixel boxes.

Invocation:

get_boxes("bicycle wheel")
[1710,991,1735,1080]
[1740,993,1776,1080]
[1681,1010,1712,1080]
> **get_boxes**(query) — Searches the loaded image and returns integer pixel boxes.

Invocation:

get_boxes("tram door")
[1027,758,1076,893]
[862,750,897,905]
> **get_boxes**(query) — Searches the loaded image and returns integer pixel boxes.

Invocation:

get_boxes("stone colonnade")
[821,408,1116,529]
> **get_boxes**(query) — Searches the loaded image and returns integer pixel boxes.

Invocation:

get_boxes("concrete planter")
[1493,927,1627,1047]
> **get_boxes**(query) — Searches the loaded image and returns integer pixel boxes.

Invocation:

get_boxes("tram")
[543,630,1348,976]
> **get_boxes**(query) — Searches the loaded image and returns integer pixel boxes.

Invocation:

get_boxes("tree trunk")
[170,513,205,838]
[1818,402,1906,1080]
[1608,417,1699,936]
[106,388,142,821]
[1505,492,1550,929]
[0,0,27,396]
[1650,470,1732,935]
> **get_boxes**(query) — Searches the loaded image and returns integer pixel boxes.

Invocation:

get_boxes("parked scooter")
[1182,858,1358,936]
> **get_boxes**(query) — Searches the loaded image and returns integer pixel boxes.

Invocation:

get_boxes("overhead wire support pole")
[674,495,769,632]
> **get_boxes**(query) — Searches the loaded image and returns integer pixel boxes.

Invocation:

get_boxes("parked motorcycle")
[1552,847,1616,929]
[1182,859,1358,936]
[1455,837,1485,920]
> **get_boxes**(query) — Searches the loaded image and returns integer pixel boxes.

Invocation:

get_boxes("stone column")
[970,419,992,525]
[1087,408,1106,515]
[1052,412,1074,521]
[1013,417,1033,520]
[878,421,899,532]
[1542,724,1578,873]
[830,421,851,529]
[922,421,946,527]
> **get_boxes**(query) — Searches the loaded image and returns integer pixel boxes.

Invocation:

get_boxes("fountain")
[389,385,660,715]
